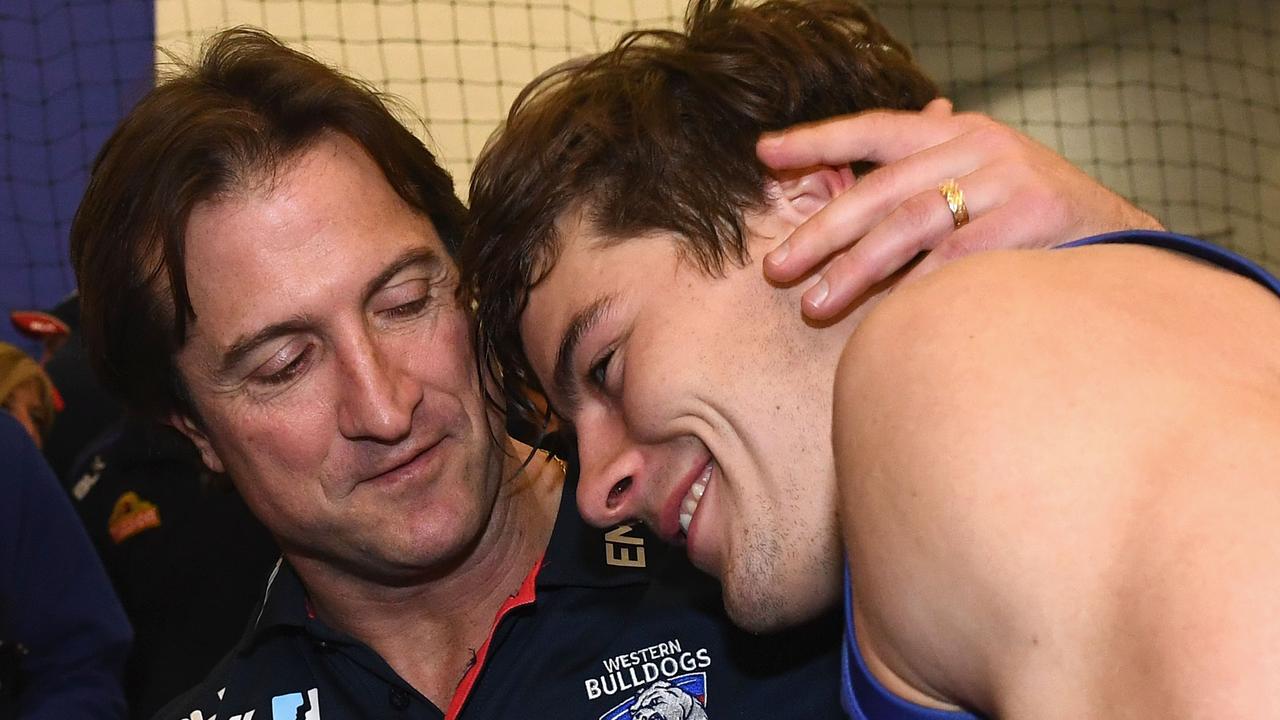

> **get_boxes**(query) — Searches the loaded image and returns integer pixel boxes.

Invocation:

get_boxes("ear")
[765,164,856,226]
[167,412,226,474]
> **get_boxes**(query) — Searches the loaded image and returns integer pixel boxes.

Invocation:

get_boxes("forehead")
[520,224,682,368]
[182,134,449,341]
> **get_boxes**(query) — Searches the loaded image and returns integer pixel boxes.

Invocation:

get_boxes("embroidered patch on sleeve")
[108,490,162,543]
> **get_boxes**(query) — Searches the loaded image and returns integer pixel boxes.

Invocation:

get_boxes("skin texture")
[522,154,1280,713]
[520,171,865,631]
[833,244,1280,717]
[170,133,558,704]
[757,102,1163,319]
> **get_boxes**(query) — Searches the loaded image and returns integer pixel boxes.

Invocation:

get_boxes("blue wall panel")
[1,0,153,353]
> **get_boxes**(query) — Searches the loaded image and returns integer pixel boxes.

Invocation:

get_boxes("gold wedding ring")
[939,178,969,229]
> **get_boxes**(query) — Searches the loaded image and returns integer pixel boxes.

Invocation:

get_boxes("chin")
[722,581,835,633]
[719,542,843,633]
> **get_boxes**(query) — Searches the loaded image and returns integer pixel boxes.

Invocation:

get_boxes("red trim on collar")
[444,555,544,720]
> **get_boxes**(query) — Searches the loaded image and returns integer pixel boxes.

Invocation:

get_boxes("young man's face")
[172,133,504,584]
[520,214,843,631]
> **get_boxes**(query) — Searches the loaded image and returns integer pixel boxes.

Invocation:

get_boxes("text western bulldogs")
[586,639,712,701]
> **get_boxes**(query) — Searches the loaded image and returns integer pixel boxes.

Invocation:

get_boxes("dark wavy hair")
[462,0,938,428]
[71,27,466,420]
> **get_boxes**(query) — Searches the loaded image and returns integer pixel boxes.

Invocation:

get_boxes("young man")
[71,27,844,720]
[464,0,1280,717]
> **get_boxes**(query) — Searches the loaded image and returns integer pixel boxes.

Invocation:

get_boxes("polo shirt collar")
[245,454,664,645]
[246,559,308,636]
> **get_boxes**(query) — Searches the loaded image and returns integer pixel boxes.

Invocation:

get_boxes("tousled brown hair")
[462,0,938,427]
[71,27,466,420]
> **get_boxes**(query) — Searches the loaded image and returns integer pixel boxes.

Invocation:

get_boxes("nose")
[574,406,648,528]
[336,334,421,443]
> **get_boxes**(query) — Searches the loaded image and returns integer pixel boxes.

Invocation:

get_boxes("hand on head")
[757,99,1164,320]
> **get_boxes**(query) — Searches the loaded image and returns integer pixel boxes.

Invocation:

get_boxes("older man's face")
[172,133,503,584]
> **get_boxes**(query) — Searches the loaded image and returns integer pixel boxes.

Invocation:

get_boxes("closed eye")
[588,349,615,390]
[255,345,313,386]
[379,295,431,320]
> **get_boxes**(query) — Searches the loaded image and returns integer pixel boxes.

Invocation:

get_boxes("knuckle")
[1022,183,1072,226]
[968,123,1016,156]
[861,165,909,216]
[934,238,969,262]
[956,112,997,133]
[987,158,1038,195]
[827,254,873,293]
[795,215,837,254]
[896,192,942,234]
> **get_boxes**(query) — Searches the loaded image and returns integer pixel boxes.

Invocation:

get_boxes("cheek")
[205,389,338,485]
[429,312,477,381]
[396,307,479,390]
[390,310,499,434]
[618,343,711,435]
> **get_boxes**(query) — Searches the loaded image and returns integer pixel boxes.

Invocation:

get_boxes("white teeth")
[678,461,714,534]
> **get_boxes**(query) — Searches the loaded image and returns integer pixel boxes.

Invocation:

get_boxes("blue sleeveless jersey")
[841,230,1280,720]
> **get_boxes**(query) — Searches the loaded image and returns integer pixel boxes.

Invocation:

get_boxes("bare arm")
[832,246,1280,718]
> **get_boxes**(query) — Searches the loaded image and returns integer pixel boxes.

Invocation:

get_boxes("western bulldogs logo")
[599,675,708,720]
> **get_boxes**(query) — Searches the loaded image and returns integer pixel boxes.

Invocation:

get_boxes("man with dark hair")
[465,0,1280,717]
[72,26,846,720]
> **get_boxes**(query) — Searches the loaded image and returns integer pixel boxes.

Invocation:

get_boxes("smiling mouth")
[678,460,713,535]
[360,438,445,486]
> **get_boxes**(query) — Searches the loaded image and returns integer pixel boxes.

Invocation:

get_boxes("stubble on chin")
[722,524,841,634]
[722,529,789,633]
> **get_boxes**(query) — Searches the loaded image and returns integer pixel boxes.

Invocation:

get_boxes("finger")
[801,169,1014,320]
[757,109,970,171]
[922,97,953,118]
[902,203,1066,285]
[765,131,993,283]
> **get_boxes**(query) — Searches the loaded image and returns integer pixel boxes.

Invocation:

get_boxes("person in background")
[0,412,132,720]
[11,296,123,483]
[0,343,58,449]
[13,296,277,719]
[66,418,279,720]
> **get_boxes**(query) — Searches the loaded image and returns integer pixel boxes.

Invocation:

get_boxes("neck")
[289,438,562,707]
[766,255,896,388]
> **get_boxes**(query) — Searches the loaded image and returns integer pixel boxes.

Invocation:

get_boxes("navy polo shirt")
[156,464,843,719]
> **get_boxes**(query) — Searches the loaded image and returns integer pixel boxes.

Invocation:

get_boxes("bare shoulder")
[836,243,1280,451]
[835,244,1280,715]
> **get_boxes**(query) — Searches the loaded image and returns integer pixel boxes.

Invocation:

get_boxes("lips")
[358,436,446,487]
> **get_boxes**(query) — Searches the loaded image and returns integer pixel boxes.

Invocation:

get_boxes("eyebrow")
[551,294,615,415]
[361,247,445,307]
[218,247,445,375]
